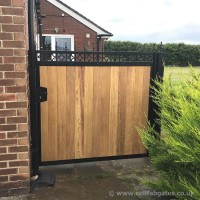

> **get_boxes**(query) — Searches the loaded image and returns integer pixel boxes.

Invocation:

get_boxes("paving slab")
[0,158,173,200]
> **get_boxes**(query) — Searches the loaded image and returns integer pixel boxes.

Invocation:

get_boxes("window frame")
[37,34,75,51]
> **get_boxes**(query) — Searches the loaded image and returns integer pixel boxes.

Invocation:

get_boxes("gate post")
[28,0,40,176]
[148,51,164,134]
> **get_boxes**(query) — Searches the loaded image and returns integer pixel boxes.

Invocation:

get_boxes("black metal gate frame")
[30,51,164,175]
[28,1,164,176]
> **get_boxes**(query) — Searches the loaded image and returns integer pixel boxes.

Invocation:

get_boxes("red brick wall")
[40,0,105,51]
[0,0,30,197]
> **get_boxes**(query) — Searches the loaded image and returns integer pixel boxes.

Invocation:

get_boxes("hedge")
[139,69,200,199]
[104,41,200,66]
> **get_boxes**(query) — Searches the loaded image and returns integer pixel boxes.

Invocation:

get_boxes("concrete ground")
[0,158,173,200]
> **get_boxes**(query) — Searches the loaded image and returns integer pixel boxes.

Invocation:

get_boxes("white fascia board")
[47,0,109,35]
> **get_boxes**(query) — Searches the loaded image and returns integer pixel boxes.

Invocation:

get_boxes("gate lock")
[39,87,48,102]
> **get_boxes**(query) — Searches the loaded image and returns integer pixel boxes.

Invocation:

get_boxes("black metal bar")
[154,52,164,134]
[157,51,164,80]
[148,52,164,135]
[148,52,156,131]
[40,153,149,166]
[28,0,40,176]
[38,61,153,67]
[36,66,42,165]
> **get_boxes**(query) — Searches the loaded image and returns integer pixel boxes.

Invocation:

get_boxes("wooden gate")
[30,50,163,171]
[40,66,150,162]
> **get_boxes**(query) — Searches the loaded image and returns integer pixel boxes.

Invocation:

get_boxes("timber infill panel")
[40,66,150,162]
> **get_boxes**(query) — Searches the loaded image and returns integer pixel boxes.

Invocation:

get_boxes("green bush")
[104,41,200,66]
[139,68,200,199]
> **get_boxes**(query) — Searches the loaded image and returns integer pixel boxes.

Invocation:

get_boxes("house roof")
[46,0,113,37]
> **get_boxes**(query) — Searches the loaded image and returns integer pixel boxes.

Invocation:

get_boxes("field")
[163,66,200,85]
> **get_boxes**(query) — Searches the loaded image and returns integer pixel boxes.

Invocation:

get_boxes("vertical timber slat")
[57,67,67,160]
[83,67,94,157]
[48,67,58,161]
[124,67,135,155]
[65,67,75,159]
[92,67,102,157]
[109,67,119,156]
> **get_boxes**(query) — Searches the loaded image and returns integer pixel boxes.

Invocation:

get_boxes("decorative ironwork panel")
[36,51,154,66]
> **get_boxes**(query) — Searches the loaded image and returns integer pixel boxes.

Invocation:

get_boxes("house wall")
[0,0,30,197]
[40,0,104,51]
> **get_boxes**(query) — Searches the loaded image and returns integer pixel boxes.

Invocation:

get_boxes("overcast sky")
[62,0,200,44]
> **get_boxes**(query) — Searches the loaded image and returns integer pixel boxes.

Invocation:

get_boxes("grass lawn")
[163,66,200,85]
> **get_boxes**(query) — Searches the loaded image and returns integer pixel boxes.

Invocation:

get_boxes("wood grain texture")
[65,67,75,159]
[75,67,84,158]
[109,67,119,156]
[57,67,67,160]
[99,67,111,157]
[83,67,93,157]
[117,67,127,155]
[124,67,135,155]
[40,66,150,162]
[92,67,102,157]
[47,67,58,161]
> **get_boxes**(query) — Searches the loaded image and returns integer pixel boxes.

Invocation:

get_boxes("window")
[39,34,74,61]
[42,36,51,60]
[42,36,51,51]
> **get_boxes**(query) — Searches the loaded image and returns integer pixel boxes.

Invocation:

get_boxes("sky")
[61,0,200,44]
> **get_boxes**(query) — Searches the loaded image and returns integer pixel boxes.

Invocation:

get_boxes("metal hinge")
[39,87,48,102]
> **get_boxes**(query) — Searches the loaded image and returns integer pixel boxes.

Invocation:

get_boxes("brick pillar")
[0,0,30,197]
